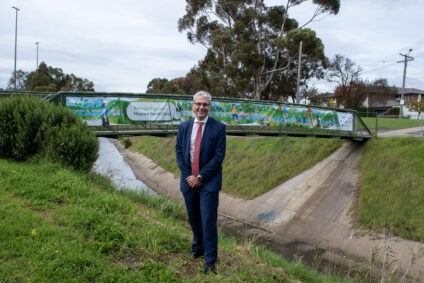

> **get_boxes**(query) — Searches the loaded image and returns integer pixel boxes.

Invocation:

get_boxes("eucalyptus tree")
[178,0,340,100]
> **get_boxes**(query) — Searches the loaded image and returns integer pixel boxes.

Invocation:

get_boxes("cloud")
[1,0,423,92]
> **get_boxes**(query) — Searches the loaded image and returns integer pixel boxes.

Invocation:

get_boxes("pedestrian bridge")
[40,91,371,141]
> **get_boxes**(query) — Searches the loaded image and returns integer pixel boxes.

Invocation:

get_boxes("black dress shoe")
[203,262,216,274]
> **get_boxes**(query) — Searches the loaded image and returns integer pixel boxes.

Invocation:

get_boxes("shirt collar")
[194,115,208,124]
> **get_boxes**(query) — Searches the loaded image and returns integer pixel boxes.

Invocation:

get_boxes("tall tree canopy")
[178,0,340,100]
[7,62,95,92]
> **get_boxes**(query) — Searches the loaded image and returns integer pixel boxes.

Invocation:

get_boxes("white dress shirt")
[190,116,208,165]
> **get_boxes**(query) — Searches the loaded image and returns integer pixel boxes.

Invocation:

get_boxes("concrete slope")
[113,139,424,278]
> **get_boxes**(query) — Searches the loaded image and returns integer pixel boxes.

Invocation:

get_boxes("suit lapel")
[186,119,194,165]
[200,117,212,152]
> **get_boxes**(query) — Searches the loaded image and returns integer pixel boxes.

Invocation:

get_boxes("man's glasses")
[193,102,210,107]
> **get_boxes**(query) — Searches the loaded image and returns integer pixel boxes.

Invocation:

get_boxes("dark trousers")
[183,188,219,264]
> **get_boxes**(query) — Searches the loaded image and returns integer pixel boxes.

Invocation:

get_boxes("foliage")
[122,138,132,149]
[387,107,400,116]
[7,61,95,92]
[0,158,343,282]
[178,0,340,100]
[146,67,203,95]
[146,78,185,94]
[130,135,343,199]
[333,81,367,110]
[407,97,424,117]
[6,69,28,90]
[0,95,98,171]
[358,137,424,241]
[326,54,361,88]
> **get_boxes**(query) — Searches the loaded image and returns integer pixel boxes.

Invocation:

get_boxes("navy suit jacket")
[176,117,226,193]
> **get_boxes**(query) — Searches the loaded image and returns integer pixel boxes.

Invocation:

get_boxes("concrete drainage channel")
[106,138,424,280]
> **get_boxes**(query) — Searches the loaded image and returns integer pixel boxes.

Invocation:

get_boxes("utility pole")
[35,42,39,69]
[12,6,20,92]
[398,49,414,118]
[296,41,302,104]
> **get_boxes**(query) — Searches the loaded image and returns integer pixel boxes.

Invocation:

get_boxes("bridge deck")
[92,125,371,141]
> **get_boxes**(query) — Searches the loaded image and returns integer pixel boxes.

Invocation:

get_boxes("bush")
[122,138,132,149]
[387,107,400,116]
[0,95,98,171]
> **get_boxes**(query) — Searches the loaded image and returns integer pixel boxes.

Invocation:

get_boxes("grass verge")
[0,158,344,282]
[127,135,344,199]
[357,137,424,241]
[361,117,422,130]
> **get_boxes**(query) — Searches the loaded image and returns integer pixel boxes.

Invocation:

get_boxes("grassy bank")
[128,135,344,199]
[0,158,344,282]
[357,137,424,241]
[128,134,424,243]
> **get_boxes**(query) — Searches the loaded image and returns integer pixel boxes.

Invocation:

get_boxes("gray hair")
[193,91,212,104]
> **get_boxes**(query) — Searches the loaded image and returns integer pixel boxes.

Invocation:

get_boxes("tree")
[178,0,340,100]
[407,98,424,118]
[327,54,364,109]
[326,54,361,88]
[7,69,29,91]
[6,62,95,92]
[333,81,367,110]
[146,78,185,94]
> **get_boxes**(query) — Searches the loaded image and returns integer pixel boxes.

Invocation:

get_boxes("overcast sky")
[1,0,423,93]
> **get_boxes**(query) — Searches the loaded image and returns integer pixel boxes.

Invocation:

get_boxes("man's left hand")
[186,175,202,188]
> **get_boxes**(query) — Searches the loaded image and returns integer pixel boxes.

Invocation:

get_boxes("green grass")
[0,158,345,282]
[129,135,344,199]
[358,137,424,241]
[361,117,422,130]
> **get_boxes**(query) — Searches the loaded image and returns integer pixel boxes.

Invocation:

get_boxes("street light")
[35,42,39,69]
[12,6,20,92]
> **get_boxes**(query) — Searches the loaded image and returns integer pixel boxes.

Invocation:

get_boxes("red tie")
[192,122,203,176]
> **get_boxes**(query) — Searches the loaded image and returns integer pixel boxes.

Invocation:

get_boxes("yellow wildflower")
[31,229,36,236]
[55,250,59,253]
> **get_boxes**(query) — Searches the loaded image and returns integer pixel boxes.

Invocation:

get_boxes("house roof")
[397,87,424,95]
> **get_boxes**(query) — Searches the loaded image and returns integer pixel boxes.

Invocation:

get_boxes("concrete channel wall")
[112,139,424,279]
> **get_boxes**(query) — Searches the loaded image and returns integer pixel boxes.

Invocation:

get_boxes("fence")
[359,113,424,137]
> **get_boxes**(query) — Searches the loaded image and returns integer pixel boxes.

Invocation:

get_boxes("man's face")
[192,95,211,120]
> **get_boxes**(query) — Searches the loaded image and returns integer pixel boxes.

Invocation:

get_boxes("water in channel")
[93,137,156,195]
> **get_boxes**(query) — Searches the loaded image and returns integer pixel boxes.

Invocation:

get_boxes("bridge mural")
[65,95,357,132]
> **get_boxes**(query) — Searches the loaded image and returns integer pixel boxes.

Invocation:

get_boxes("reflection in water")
[93,137,156,195]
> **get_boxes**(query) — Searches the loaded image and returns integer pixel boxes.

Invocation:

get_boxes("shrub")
[122,138,132,149]
[387,107,400,116]
[0,95,98,171]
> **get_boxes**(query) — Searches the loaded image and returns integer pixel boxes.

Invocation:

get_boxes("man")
[175,91,226,275]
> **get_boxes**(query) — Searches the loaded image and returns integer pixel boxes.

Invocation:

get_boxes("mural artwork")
[66,96,354,132]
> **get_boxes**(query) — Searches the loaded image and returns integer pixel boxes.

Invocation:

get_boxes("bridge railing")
[43,91,371,140]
